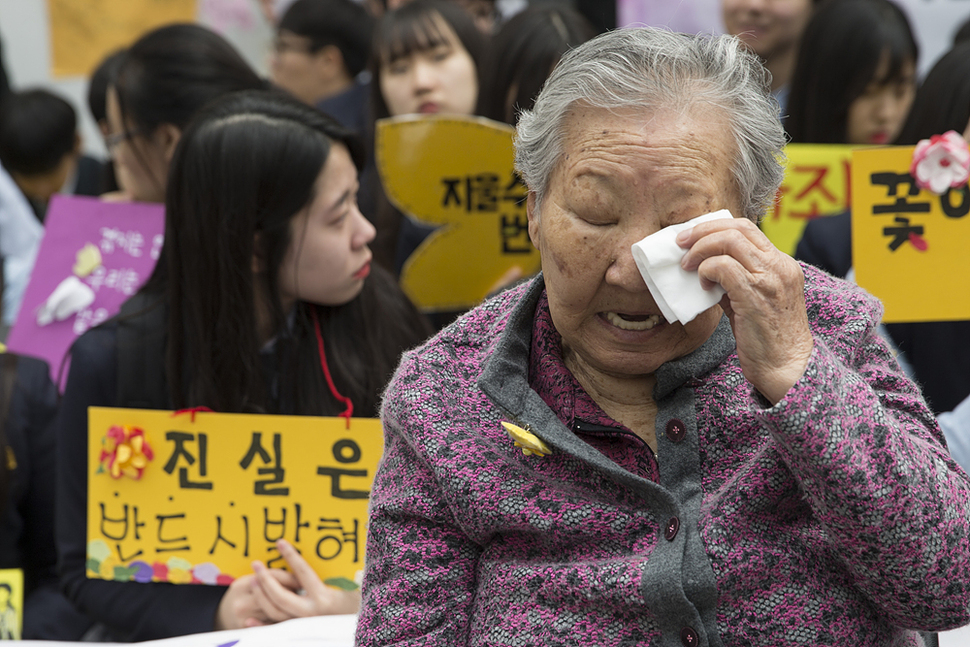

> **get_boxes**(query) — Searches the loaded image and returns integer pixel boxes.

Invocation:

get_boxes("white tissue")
[631,209,733,325]
[36,276,96,326]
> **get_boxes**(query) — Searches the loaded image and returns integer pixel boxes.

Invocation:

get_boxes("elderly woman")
[356,28,970,646]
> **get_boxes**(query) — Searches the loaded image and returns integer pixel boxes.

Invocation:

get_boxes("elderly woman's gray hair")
[514,28,786,222]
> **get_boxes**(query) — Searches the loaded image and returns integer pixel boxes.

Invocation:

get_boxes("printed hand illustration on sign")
[6,196,164,388]
[376,115,541,312]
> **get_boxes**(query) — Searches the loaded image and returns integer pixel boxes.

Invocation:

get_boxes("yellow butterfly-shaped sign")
[376,115,542,312]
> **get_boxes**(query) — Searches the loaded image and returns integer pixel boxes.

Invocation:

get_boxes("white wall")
[0,0,274,159]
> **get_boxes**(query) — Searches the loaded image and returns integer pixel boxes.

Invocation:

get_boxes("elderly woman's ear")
[526,191,541,249]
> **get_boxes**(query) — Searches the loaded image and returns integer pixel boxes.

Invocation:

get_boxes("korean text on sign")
[852,146,970,323]
[376,115,542,312]
[86,408,383,589]
[761,144,855,257]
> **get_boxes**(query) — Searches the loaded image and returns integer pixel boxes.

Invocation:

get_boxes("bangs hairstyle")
[370,0,485,119]
[160,90,364,412]
[896,42,970,144]
[786,0,917,144]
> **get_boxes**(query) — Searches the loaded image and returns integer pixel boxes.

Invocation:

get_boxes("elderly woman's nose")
[605,248,648,291]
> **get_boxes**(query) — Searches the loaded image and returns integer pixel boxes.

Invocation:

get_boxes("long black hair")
[476,6,595,125]
[111,24,265,199]
[114,24,264,134]
[896,42,970,144]
[153,90,429,415]
[785,0,917,143]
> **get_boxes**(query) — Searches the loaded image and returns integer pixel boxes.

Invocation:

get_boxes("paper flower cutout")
[501,421,552,457]
[98,425,154,479]
[86,544,238,585]
[910,130,970,195]
[73,243,103,278]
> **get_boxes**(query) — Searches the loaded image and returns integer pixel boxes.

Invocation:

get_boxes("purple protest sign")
[6,195,165,388]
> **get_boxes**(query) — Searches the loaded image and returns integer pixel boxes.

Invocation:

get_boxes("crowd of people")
[0,0,966,644]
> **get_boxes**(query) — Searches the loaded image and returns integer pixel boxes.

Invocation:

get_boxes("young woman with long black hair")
[366,0,486,273]
[785,0,917,144]
[55,90,431,640]
[103,23,265,204]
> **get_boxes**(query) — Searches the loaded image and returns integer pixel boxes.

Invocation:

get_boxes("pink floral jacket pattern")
[357,265,970,646]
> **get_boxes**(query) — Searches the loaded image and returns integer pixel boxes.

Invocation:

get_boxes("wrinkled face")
[845,53,916,145]
[722,0,813,60]
[277,143,375,311]
[529,104,742,379]
[270,29,328,106]
[105,87,170,202]
[379,15,478,116]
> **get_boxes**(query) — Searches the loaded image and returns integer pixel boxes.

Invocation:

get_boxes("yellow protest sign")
[86,408,382,590]
[376,115,541,312]
[48,0,197,78]
[761,144,855,256]
[852,146,970,323]
[0,569,23,640]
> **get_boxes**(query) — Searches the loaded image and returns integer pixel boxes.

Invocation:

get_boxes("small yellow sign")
[48,0,197,78]
[86,407,382,589]
[376,115,541,312]
[0,569,23,640]
[761,144,855,256]
[852,146,970,322]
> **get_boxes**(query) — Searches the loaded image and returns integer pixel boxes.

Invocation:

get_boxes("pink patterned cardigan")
[357,266,970,646]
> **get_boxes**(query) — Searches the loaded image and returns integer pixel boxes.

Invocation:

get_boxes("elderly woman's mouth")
[604,312,665,331]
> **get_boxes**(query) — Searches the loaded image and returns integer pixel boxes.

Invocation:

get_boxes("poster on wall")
[617,0,722,34]
[47,0,196,77]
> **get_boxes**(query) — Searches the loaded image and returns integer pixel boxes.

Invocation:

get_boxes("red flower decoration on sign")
[99,425,154,479]
[910,131,970,195]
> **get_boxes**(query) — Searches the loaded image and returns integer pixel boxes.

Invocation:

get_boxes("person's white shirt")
[0,163,43,328]
[940,395,970,474]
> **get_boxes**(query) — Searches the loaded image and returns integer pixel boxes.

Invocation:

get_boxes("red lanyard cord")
[171,407,213,423]
[311,307,353,428]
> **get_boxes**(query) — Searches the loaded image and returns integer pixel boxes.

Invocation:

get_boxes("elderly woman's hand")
[677,217,814,405]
